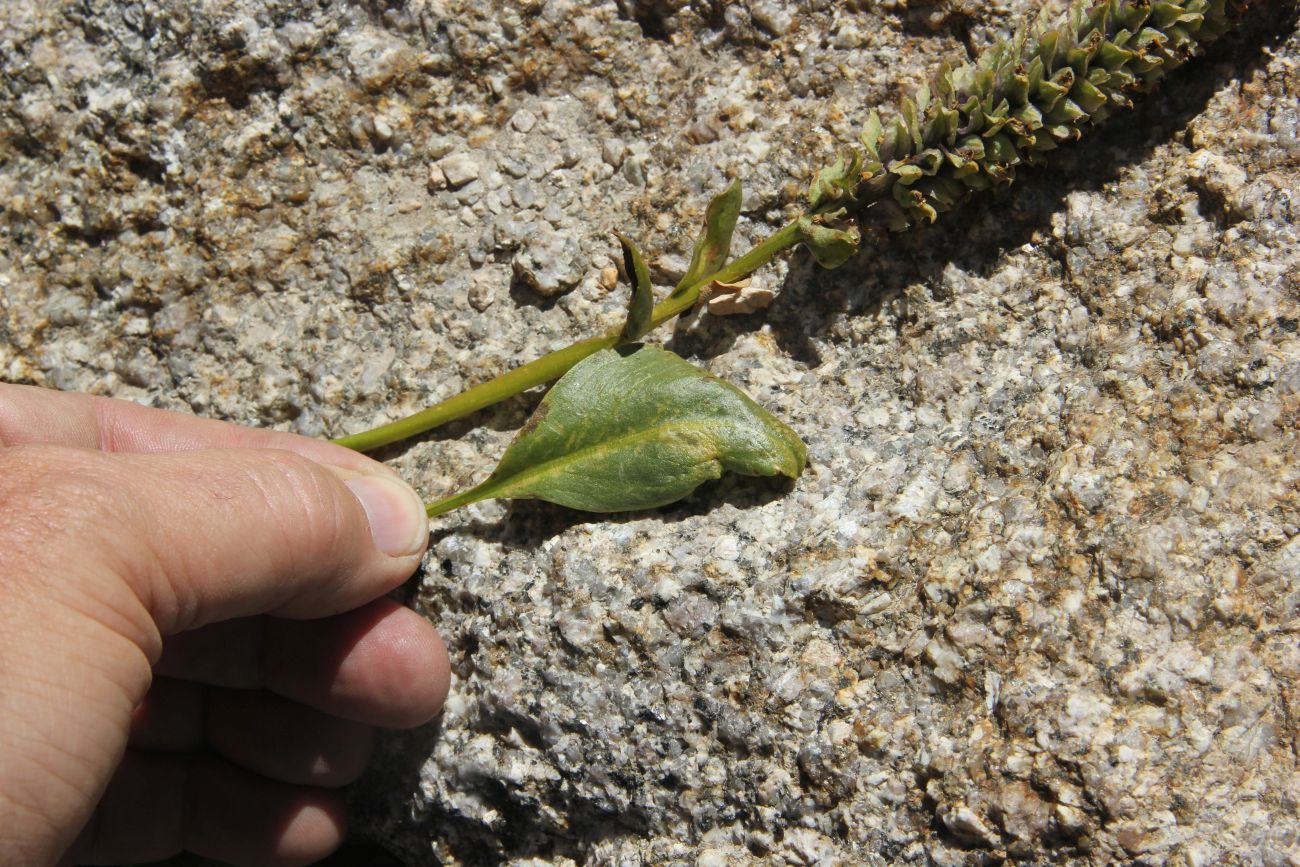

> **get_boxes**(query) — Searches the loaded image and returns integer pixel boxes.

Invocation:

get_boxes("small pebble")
[437,153,479,188]
[511,108,537,133]
[602,138,626,168]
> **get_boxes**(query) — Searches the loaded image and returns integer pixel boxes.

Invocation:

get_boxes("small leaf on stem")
[426,344,806,516]
[676,180,743,295]
[617,233,654,341]
[797,216,861,269]
[808,149,864,210]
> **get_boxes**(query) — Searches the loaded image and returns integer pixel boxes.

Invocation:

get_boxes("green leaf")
[808,150,863,211]
[616,233,654,341]
[676,180,743,295]
[797,216,860,269]
[426,345,806,515]
[860,110,884,158]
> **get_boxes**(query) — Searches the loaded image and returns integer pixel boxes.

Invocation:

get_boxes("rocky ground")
[3,1,1299,865]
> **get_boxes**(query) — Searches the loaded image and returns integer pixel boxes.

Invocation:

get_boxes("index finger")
[0,383,386,476]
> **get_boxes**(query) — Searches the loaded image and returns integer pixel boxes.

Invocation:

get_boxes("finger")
[156,599,451,729]
[128,677,205,752]
[68,752,345,867]
[206,689,376,787]
[9,443,429,631]
[0,382,388,476]
[128,681,375,787]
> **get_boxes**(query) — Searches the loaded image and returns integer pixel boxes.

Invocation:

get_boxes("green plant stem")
[426,487,486,518]
[333,218,804,453]
[333,334,613,452]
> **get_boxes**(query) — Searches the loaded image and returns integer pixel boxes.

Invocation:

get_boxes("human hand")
[0,384,450,866]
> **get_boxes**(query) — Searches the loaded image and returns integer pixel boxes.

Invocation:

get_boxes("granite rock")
[2,1,1298,865]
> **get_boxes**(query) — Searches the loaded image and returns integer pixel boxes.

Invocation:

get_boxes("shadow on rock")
[432,472,796,551]
[341,715,447,867]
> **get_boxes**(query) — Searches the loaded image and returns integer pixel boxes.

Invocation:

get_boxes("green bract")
[425,345,806,516]
[617,233,655,342]
[811,0,1239,235]
[676,180,743,296]
[797,214,861,270]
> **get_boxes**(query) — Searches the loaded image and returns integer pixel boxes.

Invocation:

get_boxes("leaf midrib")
[479,417,727,502]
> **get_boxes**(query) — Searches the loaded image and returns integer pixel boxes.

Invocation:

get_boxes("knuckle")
[0,444,126,552]
[0,446,142,621]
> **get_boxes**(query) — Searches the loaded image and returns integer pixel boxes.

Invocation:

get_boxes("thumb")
[7,443,429,635]
[0,443,432,865]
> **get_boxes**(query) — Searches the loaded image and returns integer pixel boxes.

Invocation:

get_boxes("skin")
[0,383,451,866]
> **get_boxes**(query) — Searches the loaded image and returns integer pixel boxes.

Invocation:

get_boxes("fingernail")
[345,475,429,558]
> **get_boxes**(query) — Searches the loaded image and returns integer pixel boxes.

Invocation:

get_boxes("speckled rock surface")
[3,1,1299,865]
